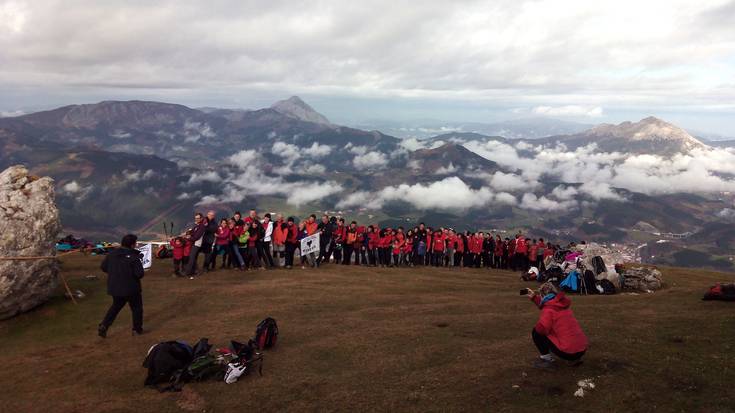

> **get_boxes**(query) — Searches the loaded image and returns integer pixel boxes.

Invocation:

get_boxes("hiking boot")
[97,324,107,338]
[532,359,557,369]
[132,329,146,336]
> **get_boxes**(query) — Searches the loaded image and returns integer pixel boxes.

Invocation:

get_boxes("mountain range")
[1,97,732,270]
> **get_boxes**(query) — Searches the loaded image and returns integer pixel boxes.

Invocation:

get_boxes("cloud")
[198,150,343,206]
[187,170,221,184]
[487,171,537,192]
[227,149,259,166]
[302,164,326,174]
[520,193,577,211]
[60,180,93,199]
[434,163,457,175]
[463,139,735,197]
[2,0,734,132]
[0,109,24,117]
[272,141,301,163]
[532,105,604,118]
[337,176,516,211]
[122,169,156,182]
[183,121,215,143]
[353,151,388,169]
[303,142,332,158]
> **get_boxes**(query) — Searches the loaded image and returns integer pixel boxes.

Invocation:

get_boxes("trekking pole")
[163,222,168,239]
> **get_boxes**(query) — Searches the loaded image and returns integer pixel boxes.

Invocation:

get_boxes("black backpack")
[143,338,216,392]
[591,256,607,275]
[582,270,598,294]
[142,341,193,387]
[254,318,278,350]
[599,279,617,295]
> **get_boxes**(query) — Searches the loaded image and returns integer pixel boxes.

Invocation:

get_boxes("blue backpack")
[560,270,579,292]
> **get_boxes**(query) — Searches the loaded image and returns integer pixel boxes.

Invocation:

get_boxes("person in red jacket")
[432,229,445,266]
[403,229,414,266]
[332,218,346,264]
[493,235,503,269]
[529,239,539,271]
[170,236,186,277]
[213,219,231,269]
[380,228,394,267]
[367,225,380,266]
[284,217,299,269]
[526,282,588,368]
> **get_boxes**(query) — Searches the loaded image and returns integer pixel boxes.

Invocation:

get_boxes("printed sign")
[137,243,153,270]
[300,233,320,256]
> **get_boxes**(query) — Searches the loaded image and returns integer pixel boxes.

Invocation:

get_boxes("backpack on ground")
[582,270,597,295]
[224,340,264,384]
[702,283,735,301]
[254,318,279,350]
[598,279,617,295]
[591,256,607,275]
[142,341,193,388]
[559,271,579,293]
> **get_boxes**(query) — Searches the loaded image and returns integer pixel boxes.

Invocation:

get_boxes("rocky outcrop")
[0,165,62,319]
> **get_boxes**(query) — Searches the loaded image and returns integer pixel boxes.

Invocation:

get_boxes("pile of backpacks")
[142,318,278,392]
[702,283,735,301]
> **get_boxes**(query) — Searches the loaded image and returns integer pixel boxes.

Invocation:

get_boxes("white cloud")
[62,181,82,193]
[488,171,537,192]
[353,151,388,169]
[434,163,457,175]
[302,164,326,174]
[272,141,301,163]
[303,142,332,158]
[337,177,517,211]
[532,105,604,118]
[520,193,577,211]
[227,149,259,166]
[183,121,215,143]
[187,170,221,184]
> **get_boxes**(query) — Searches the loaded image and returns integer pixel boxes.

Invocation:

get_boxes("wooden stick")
[58,272,78,305]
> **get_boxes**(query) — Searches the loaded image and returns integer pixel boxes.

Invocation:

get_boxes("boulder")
[0,165,62,319]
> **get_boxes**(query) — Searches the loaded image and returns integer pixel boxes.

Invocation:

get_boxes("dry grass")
[1,254,734,412]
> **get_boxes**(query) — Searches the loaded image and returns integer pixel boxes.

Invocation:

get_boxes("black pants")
[532,329,585,361]
[285,242,297,267]
[202,242,215,270]
[359,246,367,265]
[343,244,354,264]
[260,241,274,267]
[101,293,143,331]
[318,237,330,264]
[185,245,201,275]
[173,258,184,275]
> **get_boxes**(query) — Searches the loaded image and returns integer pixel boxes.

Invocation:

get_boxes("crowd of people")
[99,212,590,369]
[169,209,564,278]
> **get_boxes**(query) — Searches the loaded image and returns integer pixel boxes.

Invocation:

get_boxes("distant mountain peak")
[587,117,706,150]
[270,96,331,125]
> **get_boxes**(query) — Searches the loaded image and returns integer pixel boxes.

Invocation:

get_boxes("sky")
[1,0,734,135]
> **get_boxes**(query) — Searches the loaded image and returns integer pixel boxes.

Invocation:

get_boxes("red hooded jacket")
[170,238,186,260]
[531,292,588,354]
[367,231,380,249]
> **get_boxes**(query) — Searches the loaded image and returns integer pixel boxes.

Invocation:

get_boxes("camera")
[519,288,530,296]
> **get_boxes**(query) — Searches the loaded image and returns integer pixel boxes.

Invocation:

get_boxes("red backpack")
[254,318,279,349]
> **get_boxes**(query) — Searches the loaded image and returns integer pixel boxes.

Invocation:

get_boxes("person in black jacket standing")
[98,234,145,337]
[201,210,218,272]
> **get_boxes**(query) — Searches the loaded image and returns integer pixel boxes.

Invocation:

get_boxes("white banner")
[137,243,153,270]
[300,233,320,256]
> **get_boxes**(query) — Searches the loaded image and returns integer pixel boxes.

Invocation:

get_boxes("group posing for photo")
[169,209,565,278]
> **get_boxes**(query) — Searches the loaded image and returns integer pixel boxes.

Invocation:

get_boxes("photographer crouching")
[524,282,588,369]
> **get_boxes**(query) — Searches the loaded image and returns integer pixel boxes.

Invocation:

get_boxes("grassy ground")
[1,255,734,412]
